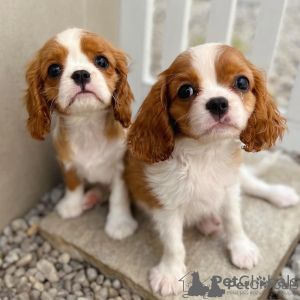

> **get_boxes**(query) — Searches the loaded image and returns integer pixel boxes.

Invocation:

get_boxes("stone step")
[39,154,300,300]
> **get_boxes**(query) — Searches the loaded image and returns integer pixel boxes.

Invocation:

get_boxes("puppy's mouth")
[212,121,237,129]
[68,90,103,107]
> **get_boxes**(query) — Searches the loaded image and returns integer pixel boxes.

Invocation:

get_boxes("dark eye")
[178,85,196,100]
[234,76,249,92]
[48,64,61,78]
[95,56,109,69]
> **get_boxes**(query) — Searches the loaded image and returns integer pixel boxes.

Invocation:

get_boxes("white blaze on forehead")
[56,28,90,67]
[189,43,222,86]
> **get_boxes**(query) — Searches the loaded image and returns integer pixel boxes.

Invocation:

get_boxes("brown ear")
[25,55,51,141]
[127,75,174,163]
[240,65,287,152]
[112,49,134,128]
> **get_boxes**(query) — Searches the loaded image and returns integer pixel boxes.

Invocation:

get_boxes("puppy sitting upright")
[125,44,298,295]
[25,28,137,240]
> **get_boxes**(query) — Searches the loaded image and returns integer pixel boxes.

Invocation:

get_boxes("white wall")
[0,0,119,230]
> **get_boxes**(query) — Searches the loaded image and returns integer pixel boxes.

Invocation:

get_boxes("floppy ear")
[240,65,287,152]
[127,75,174,163]
[112,49,134,128]
[25,55,51,141]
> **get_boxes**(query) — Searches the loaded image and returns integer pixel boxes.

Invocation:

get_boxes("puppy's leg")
[240,165,299,207]
[197,214,221,236]
[149,210,186,296]
[56,167,85,219]
[223,183,259,270]
[105,172,137,240]
[83,187,104,211]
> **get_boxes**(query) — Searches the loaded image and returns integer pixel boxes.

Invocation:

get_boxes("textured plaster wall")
[0,0,119,230]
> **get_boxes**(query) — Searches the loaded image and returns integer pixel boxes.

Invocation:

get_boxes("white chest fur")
[144,137,241,224]
[55,112,126,185]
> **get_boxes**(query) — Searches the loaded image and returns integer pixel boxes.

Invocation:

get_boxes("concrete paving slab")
[39,154,300,300]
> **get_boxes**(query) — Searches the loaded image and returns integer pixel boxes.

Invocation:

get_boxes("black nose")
[206,97,229,116]
[71,70,91,88]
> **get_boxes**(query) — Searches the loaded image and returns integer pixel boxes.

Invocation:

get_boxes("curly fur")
[240,64,287,151]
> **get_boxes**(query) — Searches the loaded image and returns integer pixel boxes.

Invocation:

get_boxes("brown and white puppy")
[25,28,137,240]
[125,43,299,295]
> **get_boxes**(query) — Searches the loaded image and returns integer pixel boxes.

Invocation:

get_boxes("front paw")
[105,214,138,240]
[228,237,259,270]
[268,185,299,208]
[149,263,186,296]
[56,197,83,219]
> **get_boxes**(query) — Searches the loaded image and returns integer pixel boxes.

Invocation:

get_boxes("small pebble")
[28,215,41,226]
[49,288,57,297]
[50,249,59,258]
[18,293,30,300]
[15,267,25,277]
[97,274,104,285]
[11,219,28,232]
[4,251,19,265]
[121,294,132,300]
[112,279,121,289]
[132,294,142,300]
[103,278,112,287]
[4,273,15,288]
[87,267,98,282]
[98,287,108,299]
[42,242,52,253]
[35,270,46,282]
[58,252,71,264]
[64,280,72,292]
[16,253,33,267]
[33,281,45,292]
[6,264,16,274]
[3,226,13,236]
[281,267,296,281]
[108,287,119,298]
[37,259,59,283]
[41,291,54,300]
[73,282,82,292]
[74,270,87,284]
[29,290,41,300]
[27,223,39,237]
[63,264,72,273]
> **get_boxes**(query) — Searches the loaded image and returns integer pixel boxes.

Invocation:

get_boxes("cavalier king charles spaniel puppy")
[25,28,137,240]
[125,43,299,295]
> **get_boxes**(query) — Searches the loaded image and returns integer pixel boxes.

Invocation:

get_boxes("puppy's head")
[128,43,287,163]
[25,28,133,141]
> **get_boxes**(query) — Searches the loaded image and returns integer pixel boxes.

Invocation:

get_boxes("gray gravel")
[0,183,142,300]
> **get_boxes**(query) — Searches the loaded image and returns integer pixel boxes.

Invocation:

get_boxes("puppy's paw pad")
[149,264,185,296]
[56,198,83,219]
[269,185,299,208]
[229,238,259,270]
[197,217,220,236]
[83,189,103,210]
[105,216,138,240]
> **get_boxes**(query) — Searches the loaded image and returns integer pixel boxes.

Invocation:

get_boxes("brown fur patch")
[62,165,81,191]
[124,151,162,209]
[25,37,68,141]
[80,31,134,128]
[216,45,287,152]
[53,119,72,163]
[127,51,200,163]
[104,108,125,140]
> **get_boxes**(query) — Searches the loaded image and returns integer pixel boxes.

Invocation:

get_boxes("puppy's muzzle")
[71,70,91,90]
[206,97,229,117]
